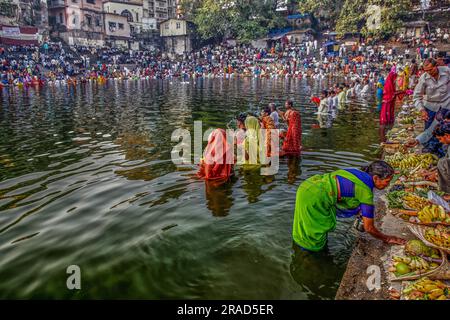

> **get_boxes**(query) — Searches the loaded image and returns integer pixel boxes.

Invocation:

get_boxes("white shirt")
[270,111,279,127]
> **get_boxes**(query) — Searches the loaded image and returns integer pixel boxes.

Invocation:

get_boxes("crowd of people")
[1,34,447,88]
[194,49,449,253]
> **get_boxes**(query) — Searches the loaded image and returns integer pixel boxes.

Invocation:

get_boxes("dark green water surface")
[0,78,381,299]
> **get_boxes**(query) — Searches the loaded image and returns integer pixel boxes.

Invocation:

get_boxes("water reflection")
[204,178,237,217]
[290,244,343,300]
[287,156,302,185]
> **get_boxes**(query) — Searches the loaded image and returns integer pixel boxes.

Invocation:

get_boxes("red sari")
[380,70,398,125]
[281,110,302,156]
[261,115,276,157]
[198,129,234,182]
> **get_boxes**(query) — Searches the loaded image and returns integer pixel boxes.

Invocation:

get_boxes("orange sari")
[261,115,276,157]
[198,129,234,182]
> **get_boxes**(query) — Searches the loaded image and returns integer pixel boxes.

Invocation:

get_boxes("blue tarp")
[268,27,293,38]
[287,13,310,20]
[323,41,337,47]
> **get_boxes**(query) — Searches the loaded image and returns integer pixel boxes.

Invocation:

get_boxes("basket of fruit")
[408,224,450,255]
[385,153,437,172]
[388,240,449,281]
[401,277,449,300]
[407,204,450,227]
[402,193,433,211]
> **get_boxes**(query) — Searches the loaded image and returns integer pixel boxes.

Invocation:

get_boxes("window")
[118,23,124,30]
[72,0,77,3]
[109,22,117,29]
[165,24,169,30]
[121,10,133,22]
[176,22,181,29]
[85,15,92,26]
[59,13,63,23]
[95,18,100,27]
[136,12,139,22]
[86,0,95,4]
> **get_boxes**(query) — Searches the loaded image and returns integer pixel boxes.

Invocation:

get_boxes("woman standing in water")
[380,66,398,125]
[243,115,261,166]
[260,107,276,158]
[376,75,385,111]
[198,129,234,183]
[292,161,406,252]
[279,100,302,156]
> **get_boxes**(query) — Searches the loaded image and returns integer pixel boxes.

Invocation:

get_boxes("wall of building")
[163,35,191,55]
[104,13,131,38]
[160,19,186,37]
[145,0,177,22]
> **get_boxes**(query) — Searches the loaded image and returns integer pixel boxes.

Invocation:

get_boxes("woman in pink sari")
[380,66,398,125]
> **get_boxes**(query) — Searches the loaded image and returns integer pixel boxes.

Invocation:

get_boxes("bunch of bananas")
[402,277,449,300]
[391,255,439,273]
[417,205,450,224]
[424,225,450,249]
[385,152,405,168]
[403,194,432,211]
[386,153,436,171]
[400,117,415,125]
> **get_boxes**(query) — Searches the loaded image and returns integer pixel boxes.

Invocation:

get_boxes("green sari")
[243,116,261,168]
[292,170,374,252]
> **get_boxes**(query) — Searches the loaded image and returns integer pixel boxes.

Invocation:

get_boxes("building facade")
[145,0,177,23]
[0,0,49,37]
[103,0,152,34]
[103,11,131,48]
[47,0,104,46]
[160,18,193,57]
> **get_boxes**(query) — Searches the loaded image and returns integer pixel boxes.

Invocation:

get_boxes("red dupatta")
[198,129,234,181]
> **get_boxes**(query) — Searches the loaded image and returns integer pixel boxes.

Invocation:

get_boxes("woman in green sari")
[292,161,406,252]
[243,116,261,168]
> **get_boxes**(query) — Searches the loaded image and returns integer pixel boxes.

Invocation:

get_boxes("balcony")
[48,0,67,9]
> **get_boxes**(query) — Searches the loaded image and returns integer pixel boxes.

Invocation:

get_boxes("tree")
[190,0,288,43]
[335,0,366,35]
[338,0,412,40]
[298,0,345,27]
[193,0,237,41]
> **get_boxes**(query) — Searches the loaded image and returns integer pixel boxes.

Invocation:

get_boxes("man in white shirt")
[269,103,279,128]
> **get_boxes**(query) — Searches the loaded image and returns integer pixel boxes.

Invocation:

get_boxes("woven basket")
[408,224,450,255]
[400,279,450,300]
[390,250,450,281]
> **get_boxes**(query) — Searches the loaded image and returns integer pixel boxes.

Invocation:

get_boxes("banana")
[423,284,438,292]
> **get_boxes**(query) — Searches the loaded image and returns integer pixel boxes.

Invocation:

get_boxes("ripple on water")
[0,79,380,299]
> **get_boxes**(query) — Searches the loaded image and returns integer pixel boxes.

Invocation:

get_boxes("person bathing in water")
[292,161,406,252]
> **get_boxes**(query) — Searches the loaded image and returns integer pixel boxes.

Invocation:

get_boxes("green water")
[0,78,381,299]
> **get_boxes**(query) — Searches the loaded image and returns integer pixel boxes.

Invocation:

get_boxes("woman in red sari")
[280,100,302,156]
[198,129,234,182]
[380,66,398,125]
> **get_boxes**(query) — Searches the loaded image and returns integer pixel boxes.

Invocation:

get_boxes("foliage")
[335,0,366,36]
[0,1,18,18]
[184,0,288,43]
[298,0,413,40]
[298,0,344,26]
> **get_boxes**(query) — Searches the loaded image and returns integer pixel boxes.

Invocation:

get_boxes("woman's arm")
[363,217,406,245]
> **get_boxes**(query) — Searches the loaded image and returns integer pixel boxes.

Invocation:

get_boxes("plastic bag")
[428,190,450,212]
